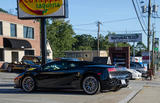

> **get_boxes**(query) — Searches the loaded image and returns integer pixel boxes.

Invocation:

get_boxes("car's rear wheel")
[82,76,100,95]
[22,76,35,92]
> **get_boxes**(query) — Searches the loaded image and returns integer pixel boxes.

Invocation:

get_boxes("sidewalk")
[129,70,160,103]
[129,86,160,103]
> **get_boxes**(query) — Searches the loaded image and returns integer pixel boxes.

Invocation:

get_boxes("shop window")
[10,23,17,37]
[0,22,3,35]
[23,26,34,39]
[0,49,4,61]
[25,50,34,56]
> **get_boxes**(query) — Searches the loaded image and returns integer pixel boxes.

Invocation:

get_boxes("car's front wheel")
[82,76,100,95]
[22,76,35,92]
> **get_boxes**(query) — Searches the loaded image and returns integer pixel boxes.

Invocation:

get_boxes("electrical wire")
[132,0,148,35]
[73,17,138,27]
[75,26,147,33]
[73,22,96,26]
[102,17,137,23]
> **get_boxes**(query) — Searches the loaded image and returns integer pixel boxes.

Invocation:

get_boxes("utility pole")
[151,24,155,68]
[147,0,151,70]
[97,21,101,57]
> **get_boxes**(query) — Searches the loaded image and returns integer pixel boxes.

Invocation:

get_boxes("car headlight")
[14,73,24,81]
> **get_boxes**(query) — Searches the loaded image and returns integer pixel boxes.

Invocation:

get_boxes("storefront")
[0,12,40,67]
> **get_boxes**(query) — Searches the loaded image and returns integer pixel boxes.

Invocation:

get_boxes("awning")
[3,38,32,49]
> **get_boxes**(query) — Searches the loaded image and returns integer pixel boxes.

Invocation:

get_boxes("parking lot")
[0,72,144,103]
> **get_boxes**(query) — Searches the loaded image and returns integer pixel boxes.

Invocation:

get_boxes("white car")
[127,69,142,79]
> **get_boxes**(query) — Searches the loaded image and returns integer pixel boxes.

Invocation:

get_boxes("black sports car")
[14,61,130,95]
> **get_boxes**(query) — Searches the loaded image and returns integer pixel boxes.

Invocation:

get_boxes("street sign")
[108,33,142,43]
[17,0,68,19]
[142,51,150,64]
[154,38,159,52]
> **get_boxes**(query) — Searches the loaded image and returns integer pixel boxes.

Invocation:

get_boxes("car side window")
[43,62,69,71]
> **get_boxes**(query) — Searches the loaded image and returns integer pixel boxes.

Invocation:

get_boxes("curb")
[0,83,14,87]
[118,86,143,103]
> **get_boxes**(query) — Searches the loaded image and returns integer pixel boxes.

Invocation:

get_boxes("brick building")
[0,12,40,67]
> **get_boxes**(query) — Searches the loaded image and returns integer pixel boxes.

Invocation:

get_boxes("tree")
[73,34,95,50]
[101,32,131,50]
[47,19,76,58]
[0,8,8,13]
[135,42,147,56]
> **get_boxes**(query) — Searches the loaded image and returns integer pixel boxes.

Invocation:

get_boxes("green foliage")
[73,34,95,50]
[47,19,76,58]
[0,8,8,13]
[46,20,142,58]
[135,42,147,56]
[73,32,131,51]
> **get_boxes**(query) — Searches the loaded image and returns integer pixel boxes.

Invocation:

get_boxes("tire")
[82,76,101,95]
[22,76,36,93]
[7,67,12,72]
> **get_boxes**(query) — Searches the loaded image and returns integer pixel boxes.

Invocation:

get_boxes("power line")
[74,26,148,33]
[132,0,147,35]
[73,17,138,27]
[74,28,96,32]
[73,22,96,26]
[102,17,137,23]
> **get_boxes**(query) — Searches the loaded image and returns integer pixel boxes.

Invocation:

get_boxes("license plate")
[121,80,126,85]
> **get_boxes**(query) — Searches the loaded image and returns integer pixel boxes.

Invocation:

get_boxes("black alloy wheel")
[82,76,100,95]
[22,76,35,92]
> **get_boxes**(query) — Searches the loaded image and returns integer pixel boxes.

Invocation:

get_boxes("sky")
[0,0,160,47]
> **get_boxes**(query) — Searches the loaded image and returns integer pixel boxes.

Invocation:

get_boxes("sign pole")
[133,42,135,62]
[41,18,47,65]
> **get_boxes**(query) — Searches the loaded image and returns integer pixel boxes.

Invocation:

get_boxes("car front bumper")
[14,77,21,88]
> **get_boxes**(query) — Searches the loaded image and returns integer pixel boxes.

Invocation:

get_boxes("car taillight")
[97,73,102,75]
[108,68,116,72]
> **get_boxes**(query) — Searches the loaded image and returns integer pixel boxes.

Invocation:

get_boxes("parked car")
[7,56,53,72]
[127,69,142,79]
[115,64,142,79]
[115,67,132,80]
[14,61,130,95]
[130,62,147,77]
[54,58,80,61]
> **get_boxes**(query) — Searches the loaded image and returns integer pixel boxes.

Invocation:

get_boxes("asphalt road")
[0,72,144,103]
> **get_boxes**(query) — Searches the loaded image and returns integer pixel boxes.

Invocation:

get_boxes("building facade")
[0,12,40,67]
[64,50,108,61]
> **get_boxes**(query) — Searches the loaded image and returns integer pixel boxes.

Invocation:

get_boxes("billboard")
[17,0,68,19]
[108,33,142,43]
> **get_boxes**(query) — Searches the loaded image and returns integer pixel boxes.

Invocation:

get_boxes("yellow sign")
[19,0,63,16]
